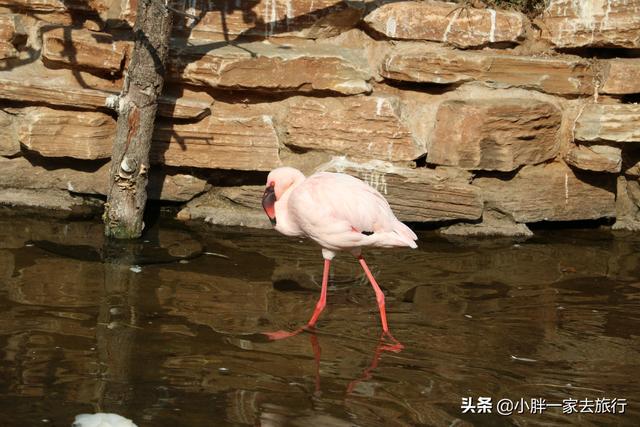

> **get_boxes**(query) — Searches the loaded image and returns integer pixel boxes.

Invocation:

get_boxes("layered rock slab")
[0,63,213,120]
[429,98,561,171]
[564,144,621,173]
[16,107,116,159]
[600,59,640,95]
[364,1,526,48]
[41,27,126,74]
[381,44,594,96]
[575,104,640,143]
[171,41,372,95]
[151,112,281,171]
[539,0,640,49]
[473,162,616,223]
[284,96,422,162]
[0,156,209,202]
[174,0,366,40]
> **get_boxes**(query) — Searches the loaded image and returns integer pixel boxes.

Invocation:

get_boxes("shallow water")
[0,216,639,426]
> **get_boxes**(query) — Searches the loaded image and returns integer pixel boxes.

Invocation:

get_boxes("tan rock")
[0,109,20,156]
[0,63,213,119]
[17,107,115,159]
[381,44,594,96]
[320,158,483,222]
[171,41,371,95]
[0,0,110,13]
[564,144,621,173]
[575,104,640,143]
[613,176,640,231]
[474,162,616,223]
[440,209,533,237]
[429,98,561,171]
[600,59,640,95]
[0,14,15,41]
[364,1,526,48]
[175,0,365,40]
[0,40,16,59]
[285,96,422,162]
[0,156,209,202]
[42,27,126,74]
[0,188,101,218]
[540,0,640,49]
[0,14,17,59]
[151,112,281,171]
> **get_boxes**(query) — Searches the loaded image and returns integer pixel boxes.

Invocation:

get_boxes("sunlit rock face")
[539,0,640,49]
[1,0,640,234]
[363,1,526,48]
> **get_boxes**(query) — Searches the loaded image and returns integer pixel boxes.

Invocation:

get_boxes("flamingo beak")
[262,184,277,226]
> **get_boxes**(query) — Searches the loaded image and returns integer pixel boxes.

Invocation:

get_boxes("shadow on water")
[0,215,640,426]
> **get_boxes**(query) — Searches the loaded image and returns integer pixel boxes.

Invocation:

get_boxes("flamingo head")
[262,167,305,226]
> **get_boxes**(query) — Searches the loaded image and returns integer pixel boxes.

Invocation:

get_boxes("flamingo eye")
[268,181,275,187]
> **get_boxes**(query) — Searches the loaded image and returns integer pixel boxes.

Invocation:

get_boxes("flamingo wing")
[288,172,417,250]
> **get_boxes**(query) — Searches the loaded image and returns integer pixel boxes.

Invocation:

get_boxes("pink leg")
[358,256,403,348]
[307,259,330,327]
[357,255,390,332]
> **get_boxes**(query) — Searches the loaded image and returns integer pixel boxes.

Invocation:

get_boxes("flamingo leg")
[358,256,404,349]
[357,255,389,332]
[307,259,330,327]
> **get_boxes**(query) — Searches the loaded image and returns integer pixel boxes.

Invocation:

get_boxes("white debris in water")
[25,242,34,247]
[204,252,230,259]
[464,314,473,319]
[510,355,537,363]
[72,413,137,427]
[129,265,142,273]
[179,259,189,264]
[375,97,385,116]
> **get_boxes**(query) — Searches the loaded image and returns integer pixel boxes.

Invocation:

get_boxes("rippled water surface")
[1,215,639,426]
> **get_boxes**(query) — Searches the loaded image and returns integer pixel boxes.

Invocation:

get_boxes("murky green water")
[0,215,639,426]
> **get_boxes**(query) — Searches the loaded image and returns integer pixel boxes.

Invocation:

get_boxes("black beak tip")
[269,218,277,226]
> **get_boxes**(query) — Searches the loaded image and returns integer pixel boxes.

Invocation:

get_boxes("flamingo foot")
[380,331,404,352]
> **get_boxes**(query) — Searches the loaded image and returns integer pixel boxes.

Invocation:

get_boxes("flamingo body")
[262,167,417,341]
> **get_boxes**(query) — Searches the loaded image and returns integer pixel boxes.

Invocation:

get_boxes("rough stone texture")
[381,45,595,96]
[575,104,640,143]
[42,27,126,74]
[0,156,209,202]
[174,0,366,40]
[151,112,281,171]
[0,63,213,120]
[364,1,526,48]
[171,41,372,95]
[177,186,271,229]
[0,109,20,156]
[17,107,116,159]
[440,209,533,237]
[600,59,640,95]
[320,158,483,222]
[285,96,422,162]
[565,144,622,173]
[474,162,616,223]
[429,99,561,171]
[540,0,640,49]
[613,176,640,231]
[0,0,110,12]
[0,188,101,218]
[0,14,18,59]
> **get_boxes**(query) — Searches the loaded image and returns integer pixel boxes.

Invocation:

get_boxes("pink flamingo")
[261,167,417,345]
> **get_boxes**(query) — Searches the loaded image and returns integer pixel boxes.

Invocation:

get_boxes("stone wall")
[0,0,639,235]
